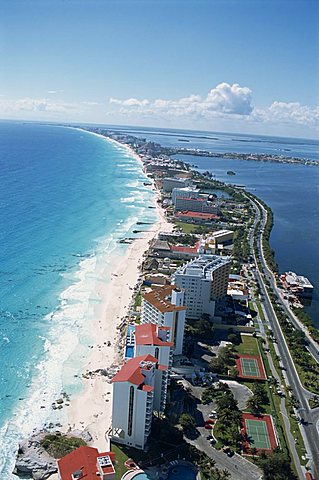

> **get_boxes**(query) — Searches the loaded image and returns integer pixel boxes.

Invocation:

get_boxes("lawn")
[234,334,260,356]
[173,221,199,233]
[111,444,130,480]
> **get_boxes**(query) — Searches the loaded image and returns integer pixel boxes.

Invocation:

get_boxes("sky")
[0,0,318,138]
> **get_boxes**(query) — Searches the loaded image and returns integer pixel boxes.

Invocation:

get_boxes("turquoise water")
[0,122,157,475]
[167,465,196,480]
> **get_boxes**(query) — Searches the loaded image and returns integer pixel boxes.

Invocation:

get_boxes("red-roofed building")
[141,285,186,355]
[57,445,115,480]
[175,211,219,223]
[111,354,168,450]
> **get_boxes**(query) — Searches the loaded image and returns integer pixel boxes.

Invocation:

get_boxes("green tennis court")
[240,357,260,377]
[245,419,271,449]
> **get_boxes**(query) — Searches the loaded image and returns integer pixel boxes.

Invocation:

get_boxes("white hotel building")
[111,353,167,450]
[173,255,231,319]
[141,285,186,355]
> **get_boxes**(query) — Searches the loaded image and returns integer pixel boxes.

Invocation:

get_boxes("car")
[209,413,217,419]
[204,424,213,430]
[206,434,213,440]
[206,419,214,424]
[210,438,216,445]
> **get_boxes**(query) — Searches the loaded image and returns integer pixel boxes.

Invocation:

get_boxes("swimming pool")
[128,473,152,480]
[125,345,135,358]
[167,465,196,480]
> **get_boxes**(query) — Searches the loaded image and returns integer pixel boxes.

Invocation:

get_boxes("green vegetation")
[201,382,232,405]
[269,301,319,394]
[214,386,243,451]
[111,444,130,480]
[257,449,297,480]
[179,413,196,434]
[173,221,211,234]
[231,226,250,268]
[309,396,319,409]
[40,433,86,458]
[209,345,236,374]
[186,316,214,339]
[246,383,269,414]
[292,308,319,344]
[133,292,142,309]
[233,334,260,356]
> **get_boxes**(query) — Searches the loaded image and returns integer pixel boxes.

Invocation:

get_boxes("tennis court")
[245,419,271,449]
[241,357,260,377]
[242,413,278,452]
[235,354,266,380]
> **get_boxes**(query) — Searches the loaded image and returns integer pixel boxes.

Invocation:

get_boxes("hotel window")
[128,386,134,436]
[155,347,159,359]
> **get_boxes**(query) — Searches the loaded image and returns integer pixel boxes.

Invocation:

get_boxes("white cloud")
[261,101,319,126]
[110,97,149,107]
[0,97,99,117]
[108,83,318,131]
[109,83,253,120]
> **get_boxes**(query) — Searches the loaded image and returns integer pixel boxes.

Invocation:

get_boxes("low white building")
[111,354,167,450]
[163,177,191,192]
[174,196,219,214]
[141,285,186,355]
[171,186,199,205]
[173,255,231,319]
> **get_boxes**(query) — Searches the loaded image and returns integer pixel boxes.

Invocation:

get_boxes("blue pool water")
[125,345,135,358]
[167,465,196,480]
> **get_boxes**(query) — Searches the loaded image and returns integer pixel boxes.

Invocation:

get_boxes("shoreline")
[62,131,173,450]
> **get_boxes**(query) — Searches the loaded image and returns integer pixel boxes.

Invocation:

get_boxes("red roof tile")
[135,323,174,347]
[143,285,186,313]
[176,211,219,220]
[111,354,158,385]
[58,446,115,480]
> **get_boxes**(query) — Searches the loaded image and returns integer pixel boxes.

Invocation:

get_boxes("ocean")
[0,122,318,475]
[107,125,319,324]
[0,122,157,476]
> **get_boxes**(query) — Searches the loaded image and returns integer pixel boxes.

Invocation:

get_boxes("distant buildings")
[111,354,168,450]
[57,445,116,480]
[163,177,191,192]
[174,196,219,214]
[171,186,199,205]
[173,255,231,319]
[141,285,186,355]
[280,271,314,298]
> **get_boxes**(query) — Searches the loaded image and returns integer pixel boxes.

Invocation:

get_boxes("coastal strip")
[63,131,173,451]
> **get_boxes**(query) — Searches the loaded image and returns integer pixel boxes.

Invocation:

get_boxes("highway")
[246,194,319,479]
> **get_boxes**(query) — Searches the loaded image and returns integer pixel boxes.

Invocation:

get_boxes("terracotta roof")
[142,384,154,392]
[171,241,200,254]
[143,285,186,313]
[58,446,115,480]
[176,211,219,220]
[111,354,158,385]
[135,323,174,347]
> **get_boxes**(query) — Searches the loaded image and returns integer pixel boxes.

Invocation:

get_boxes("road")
[246,194,319,479]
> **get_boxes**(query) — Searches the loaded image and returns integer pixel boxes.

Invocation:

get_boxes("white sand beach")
[65,133,172,451]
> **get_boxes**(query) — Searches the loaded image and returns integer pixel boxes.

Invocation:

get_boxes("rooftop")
[112,354,158,385]
[143,285,186,313]
[174,255,231,279]
[176,210,219,220]
[57,446,115,480]
[135,323,174,347]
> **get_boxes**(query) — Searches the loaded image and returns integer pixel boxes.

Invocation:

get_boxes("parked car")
[204,424,213,430]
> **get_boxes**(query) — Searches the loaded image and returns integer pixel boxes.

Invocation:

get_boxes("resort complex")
[12,128,319,480]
